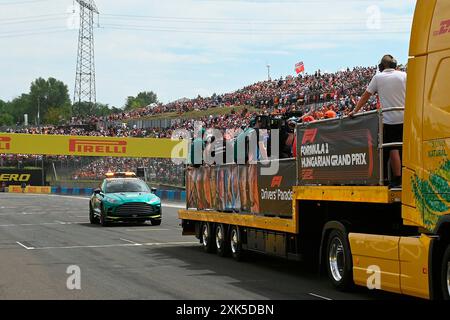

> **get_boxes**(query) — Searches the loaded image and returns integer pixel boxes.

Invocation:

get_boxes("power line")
[0,13,68,22]
[102,13,412,25]
[0,0,51,5]
[0,28,73,39]
[102,23,409,35]
[0,15,70,26]
[101,24,410,35]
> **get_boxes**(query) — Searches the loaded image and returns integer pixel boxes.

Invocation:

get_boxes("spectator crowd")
[2,65,399,185]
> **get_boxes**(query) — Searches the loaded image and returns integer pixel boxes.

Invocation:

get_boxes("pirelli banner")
[297,113,380,186]
[0,134,187,159]
[186,160,296,218]
[0,169,44,187]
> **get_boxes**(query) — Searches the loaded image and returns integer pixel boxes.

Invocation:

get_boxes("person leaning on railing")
[349,55,406,188]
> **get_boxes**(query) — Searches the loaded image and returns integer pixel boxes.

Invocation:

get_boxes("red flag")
[295,61,305,74]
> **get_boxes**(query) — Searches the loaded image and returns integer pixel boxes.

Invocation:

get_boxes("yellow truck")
[178,0,450,300]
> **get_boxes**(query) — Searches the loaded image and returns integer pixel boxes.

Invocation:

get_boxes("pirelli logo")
[69,139,127,155]
[0,136,11,151]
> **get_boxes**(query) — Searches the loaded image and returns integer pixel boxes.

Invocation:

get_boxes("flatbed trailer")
[179,0,450,300]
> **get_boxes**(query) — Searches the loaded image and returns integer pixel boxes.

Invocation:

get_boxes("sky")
[0,0,416,108]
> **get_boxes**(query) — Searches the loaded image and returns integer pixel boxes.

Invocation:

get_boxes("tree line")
[0,77,158,126]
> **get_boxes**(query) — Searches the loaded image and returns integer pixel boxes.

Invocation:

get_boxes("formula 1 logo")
[302,129,318,145]
[434,19,450,36]
[271,176,283,188]
[69,139,127,154]
[0,136,11,151]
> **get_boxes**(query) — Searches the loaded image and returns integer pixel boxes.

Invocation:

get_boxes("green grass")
[126,105,259,122]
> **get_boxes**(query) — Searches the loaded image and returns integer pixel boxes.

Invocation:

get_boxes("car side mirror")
[94,188,102,195]
[151,187,157,194]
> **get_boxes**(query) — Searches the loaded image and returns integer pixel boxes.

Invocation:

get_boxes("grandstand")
[1,65,391,187]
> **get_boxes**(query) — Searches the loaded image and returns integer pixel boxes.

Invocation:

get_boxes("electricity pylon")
[74,0,99,115]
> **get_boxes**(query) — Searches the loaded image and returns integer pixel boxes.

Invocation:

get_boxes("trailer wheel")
[441,244,450,300]
[201,223,215,253]
[326,230,353,291]
[215,224,229,257]
[230,226,243,261]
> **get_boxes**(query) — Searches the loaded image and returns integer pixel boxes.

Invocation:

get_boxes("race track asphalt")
[0,193,413,300]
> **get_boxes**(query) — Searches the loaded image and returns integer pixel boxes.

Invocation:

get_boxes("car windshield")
[104,179,150,193]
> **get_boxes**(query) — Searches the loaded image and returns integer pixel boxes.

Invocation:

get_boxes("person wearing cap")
[302,115,315,123]
[283,117,298,158]
[349,54,406,188]
[325,110,337,119]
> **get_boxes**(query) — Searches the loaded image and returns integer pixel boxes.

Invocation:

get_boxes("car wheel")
[230,226,243,261]
[201,222,215,253]
[89,203,99,225]
[151,219,162,226]
[441,244,450,300]
[215,224,229,257]
[326,229,353,291]
[99,205,109,227]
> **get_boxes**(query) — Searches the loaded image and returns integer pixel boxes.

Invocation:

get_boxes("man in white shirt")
[349,55,407,188]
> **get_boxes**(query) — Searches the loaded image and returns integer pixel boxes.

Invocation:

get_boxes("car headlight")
[148,199,161,206]
[105,197,119,204]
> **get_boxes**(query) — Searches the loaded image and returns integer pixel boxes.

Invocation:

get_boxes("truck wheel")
[230,226,243,261]
[201,223,215,253]
[441,244,450,300]
[215,224,229,257]
[326,230,353,291]
[89,204,99,225]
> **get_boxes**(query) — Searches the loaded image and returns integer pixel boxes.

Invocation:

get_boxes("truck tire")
[326,229,353,291]
[230,226,243,261]
[441,244,450,300]
[201,223,215,253]
[215,224,229,257]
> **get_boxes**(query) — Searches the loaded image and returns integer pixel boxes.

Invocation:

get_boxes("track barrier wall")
[5,186,186,202]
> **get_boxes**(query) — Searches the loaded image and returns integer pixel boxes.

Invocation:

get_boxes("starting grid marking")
[15,239,198,251]
[2,193,191,252]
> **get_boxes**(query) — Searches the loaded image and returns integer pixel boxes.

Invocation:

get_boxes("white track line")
[119,238,143,246]
[33,243,138,250]
[308,293,333,300]
[18,241,198,251]
[16,241,35,250]
[0,222,88,228]
[143,241,198,246]
[124,228,171,232]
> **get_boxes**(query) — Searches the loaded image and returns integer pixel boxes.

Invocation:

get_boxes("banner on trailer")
[186,160,296,217]
[0,134,187,159]
[297,113,380,186]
